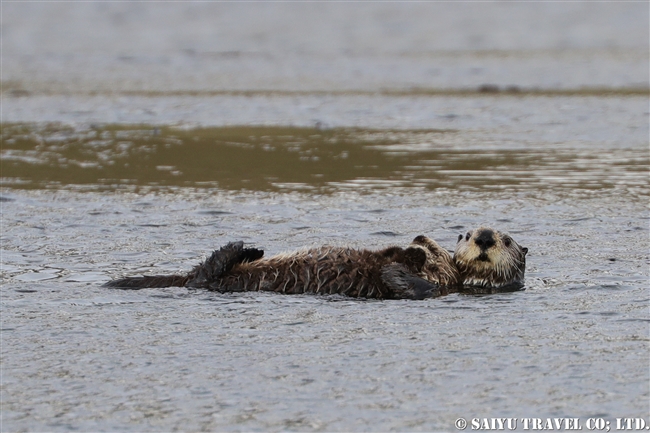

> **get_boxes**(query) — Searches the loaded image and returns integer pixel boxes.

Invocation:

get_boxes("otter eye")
[504,238,512,247]
[457,234,463,243]
[465,232,471,241]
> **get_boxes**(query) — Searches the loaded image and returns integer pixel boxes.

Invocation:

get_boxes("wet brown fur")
[208,235,459,299]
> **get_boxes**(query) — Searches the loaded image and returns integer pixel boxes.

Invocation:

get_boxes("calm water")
[2,3,649,432]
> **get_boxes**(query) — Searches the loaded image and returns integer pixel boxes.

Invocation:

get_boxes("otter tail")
[103,274,189,290]
[103,241,264,290]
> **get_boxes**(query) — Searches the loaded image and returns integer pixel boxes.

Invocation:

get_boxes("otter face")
[409,235,460,286]
[453,227,528,288]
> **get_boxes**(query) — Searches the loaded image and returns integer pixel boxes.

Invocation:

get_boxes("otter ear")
[522,247,528,256]
[457,234,463,243]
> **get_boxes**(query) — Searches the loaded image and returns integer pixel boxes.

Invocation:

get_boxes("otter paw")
[380,263,442,300]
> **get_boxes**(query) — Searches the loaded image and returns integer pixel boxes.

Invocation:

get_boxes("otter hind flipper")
[103,274,189,290]
[186,241,264,288]
[381,263,442,300]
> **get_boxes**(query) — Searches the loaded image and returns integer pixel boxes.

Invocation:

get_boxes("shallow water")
[2,2,650,432]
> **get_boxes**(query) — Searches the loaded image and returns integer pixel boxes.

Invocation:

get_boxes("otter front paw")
[380,263,442,300]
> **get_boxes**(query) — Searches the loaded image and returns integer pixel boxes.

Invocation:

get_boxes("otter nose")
[474,229,496,250]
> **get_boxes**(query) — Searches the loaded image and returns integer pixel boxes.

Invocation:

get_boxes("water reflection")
[1,123,647,194]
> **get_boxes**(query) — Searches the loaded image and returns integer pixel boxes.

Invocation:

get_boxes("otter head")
[407,235,461,286]
[453,227,528,289]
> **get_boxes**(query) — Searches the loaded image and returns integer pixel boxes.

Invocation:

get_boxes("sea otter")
[104,227,527,300]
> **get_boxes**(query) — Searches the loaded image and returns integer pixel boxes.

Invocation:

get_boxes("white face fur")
[454,227,528,288]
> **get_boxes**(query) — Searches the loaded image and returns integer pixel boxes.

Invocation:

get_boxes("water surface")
[2,2,649,431]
